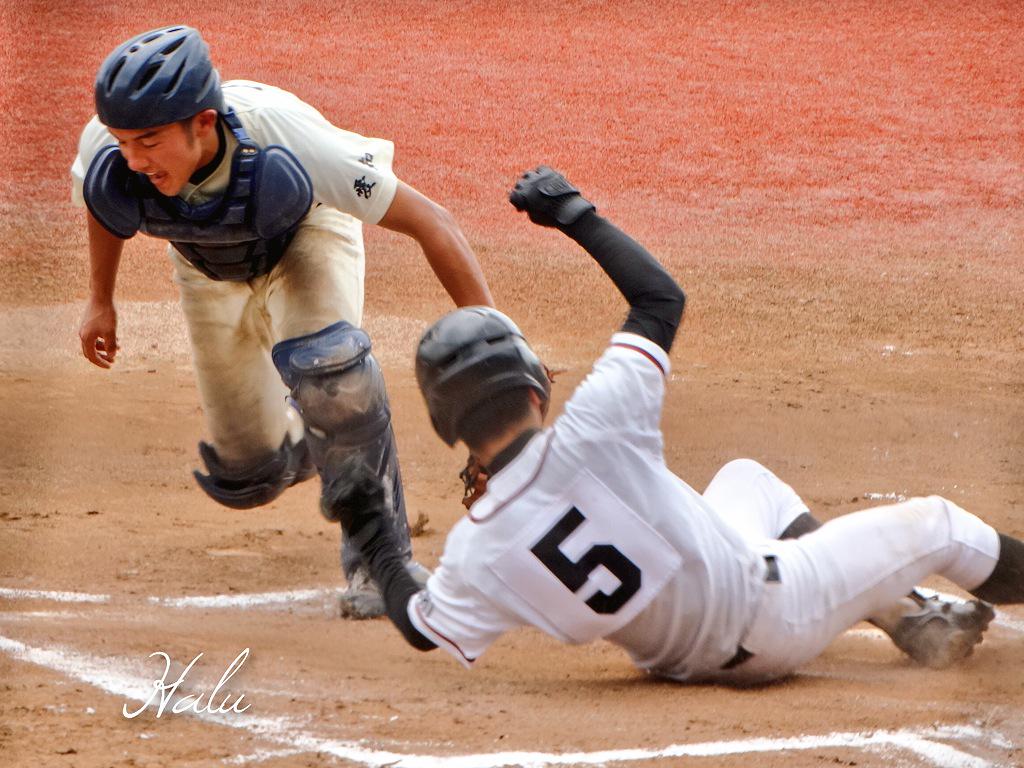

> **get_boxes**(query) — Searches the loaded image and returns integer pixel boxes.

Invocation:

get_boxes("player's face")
[108,119,202,197]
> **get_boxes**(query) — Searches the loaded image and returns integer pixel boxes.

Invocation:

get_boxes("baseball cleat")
[338,561,431,620]
[889,597,995,669]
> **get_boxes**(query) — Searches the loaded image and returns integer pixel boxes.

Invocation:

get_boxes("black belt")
[721,555,781,671]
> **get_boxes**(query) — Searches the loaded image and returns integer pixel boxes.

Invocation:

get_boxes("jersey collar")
[469,429,552,523]
[484,427,541,476]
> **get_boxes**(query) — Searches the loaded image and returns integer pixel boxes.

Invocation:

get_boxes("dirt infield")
[1,1,1022,766]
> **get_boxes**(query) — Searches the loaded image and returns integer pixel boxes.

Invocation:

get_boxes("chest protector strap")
[83,110,314,282]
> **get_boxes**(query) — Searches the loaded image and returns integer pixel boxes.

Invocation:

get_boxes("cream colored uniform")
[70,81,399,464]
[408,333,1001,683]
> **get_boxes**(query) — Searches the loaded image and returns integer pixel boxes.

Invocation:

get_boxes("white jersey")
[70,80,398,230]
[408,332,769,681]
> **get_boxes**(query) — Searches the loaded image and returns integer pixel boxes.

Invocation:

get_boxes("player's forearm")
[353,522,437,651]
[86,210,125,304]
[418,222,494,308]
[369,547,438,651]
[377,181,494,308]
[561,211,685,352]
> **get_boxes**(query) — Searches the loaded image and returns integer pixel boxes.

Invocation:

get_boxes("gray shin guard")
[272,322,412,578]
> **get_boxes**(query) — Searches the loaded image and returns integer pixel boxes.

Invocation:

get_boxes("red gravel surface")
[1,2,1022,766]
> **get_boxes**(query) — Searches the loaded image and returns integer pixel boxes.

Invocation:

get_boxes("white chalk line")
[225,747,308,765]
[992,614,1024,634]
[0,609,90,621]
[0,633,1007,768]
[3,586,1021,636]
[149,588,338,609]
[0,586,338,610]
[228,727,1004,768]
[847,627,889,640]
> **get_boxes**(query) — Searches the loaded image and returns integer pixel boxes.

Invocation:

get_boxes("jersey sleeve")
[70,117,116,207]
[232,87,398,225]
[555,332,670,455]
[407,553,520,668]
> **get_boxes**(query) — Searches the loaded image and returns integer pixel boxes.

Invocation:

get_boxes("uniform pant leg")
[729,495,1000,682]
[702,459,811,544]
[264,209,364,340]
[172,248,298,465]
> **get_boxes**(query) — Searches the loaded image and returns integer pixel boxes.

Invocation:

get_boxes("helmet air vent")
[106,58,127,92]
[161,37,185,55]
[138,62,162,89]
[164,60,188,95]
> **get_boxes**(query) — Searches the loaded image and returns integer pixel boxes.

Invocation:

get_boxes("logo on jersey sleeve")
[487,470,682,644]
[354,175,376,198]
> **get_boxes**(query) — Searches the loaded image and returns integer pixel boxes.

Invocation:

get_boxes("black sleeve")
[561,210,686,353]
[355,525,437,652]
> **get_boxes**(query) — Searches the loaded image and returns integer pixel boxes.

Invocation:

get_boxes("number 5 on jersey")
[531,506,641,614]
[487,471,682,643]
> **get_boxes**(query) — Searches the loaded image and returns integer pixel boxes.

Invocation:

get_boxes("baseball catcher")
[73,26,495,617]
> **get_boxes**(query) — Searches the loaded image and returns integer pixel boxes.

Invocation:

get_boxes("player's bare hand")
[79,299,119,368]
[509,166,596,229]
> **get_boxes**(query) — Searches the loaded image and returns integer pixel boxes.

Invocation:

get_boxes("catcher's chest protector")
[83,109,313,282]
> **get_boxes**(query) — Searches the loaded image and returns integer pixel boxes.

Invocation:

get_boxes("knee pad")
[193,434,315,509]
[272,322,391,455]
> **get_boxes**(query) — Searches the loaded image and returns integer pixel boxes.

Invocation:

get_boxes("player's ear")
[192,109,219,137]
[528,388,548,419]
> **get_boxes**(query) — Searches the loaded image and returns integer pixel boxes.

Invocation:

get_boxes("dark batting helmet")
[416,307,551,446]
[94,25,225,130]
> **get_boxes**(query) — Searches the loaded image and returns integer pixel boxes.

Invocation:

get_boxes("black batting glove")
[321,457,387,547]
[509,166,596,229]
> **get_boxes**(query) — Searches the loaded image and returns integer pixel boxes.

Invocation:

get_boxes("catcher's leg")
[266,219,427,618]
[172,249,313,508]
[272,321,421,618]
[704,459,995,668]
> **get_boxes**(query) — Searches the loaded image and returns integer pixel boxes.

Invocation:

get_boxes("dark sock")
[971,533,1024,604]
[779,512,822,539]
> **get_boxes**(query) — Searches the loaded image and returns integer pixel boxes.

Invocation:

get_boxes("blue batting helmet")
[94,26,224,129]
